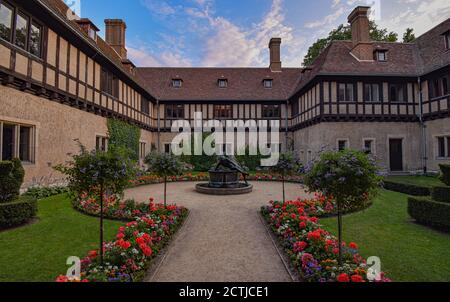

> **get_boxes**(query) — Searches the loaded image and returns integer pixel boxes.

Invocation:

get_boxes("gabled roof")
[290,18,450,98]
[136,68,303,101]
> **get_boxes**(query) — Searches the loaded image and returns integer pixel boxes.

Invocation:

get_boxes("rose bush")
[57,197,188,282]
[261,198,390,282]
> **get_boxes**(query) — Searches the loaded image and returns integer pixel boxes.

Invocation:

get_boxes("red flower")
[116,233,125,240]
[294,241,308,253]
[351,275,364,282]
[116,239,131,250]
[299,221,306,229]
[88,250,98,259]
[337,273,350,282]
[56,275,69,282]
[349,242,358,250]
[307,229,322,241]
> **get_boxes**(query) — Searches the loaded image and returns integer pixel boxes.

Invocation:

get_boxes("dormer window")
[75,18,99,42]
[375,50,388,62]
[88,28,97,41]
[172,79,182,88]
[263,79,273,89]
[218,79,228,88]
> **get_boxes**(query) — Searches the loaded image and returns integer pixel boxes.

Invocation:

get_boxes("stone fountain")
[195,156,253,195]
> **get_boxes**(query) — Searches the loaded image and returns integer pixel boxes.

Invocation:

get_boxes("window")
[166,104,184,119]
[101,68,119,98]
[88,28,97,41]
[262,104,281,118]
[172,79,182,88]
[437,136,450,158]
[0,4,43,58]
[263,79,273,89]
[141,97,150,115]
[338,83,354,102]
[0,121,34,163]
[337,139,349,151]
[14,12,28,50]
[164,143,171,154]
[446,34,450,50]
[363,139,375,154]
[375,51,387,62]
[430,76,450,98]
[218,79,228,88]
[291,100,299,116]
[443,77,449,95]
[214,105,232,119]
[0,2,13,41]
[364,83,380,102]
[96,136,108,152]
[140,142,146,160]
[389,84,406,102]
[29,21,42,57]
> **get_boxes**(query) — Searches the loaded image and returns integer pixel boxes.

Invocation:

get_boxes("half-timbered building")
[0,1,449,188]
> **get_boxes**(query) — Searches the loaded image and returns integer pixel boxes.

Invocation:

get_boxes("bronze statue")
[214,155,249,184]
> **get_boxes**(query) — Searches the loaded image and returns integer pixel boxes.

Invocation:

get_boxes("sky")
[72,0,450,68]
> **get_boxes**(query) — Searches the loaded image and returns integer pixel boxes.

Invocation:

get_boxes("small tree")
[270,152,302,203]
[304,150,381,265]
[0,158,25,203]
[55,143,135,265]
[145,152,186,206]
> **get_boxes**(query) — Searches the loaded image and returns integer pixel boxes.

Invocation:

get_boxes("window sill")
[436,157,450,161]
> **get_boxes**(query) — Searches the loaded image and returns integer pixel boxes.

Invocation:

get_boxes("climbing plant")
[107,119,141,162]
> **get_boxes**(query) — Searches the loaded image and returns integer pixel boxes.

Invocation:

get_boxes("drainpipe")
[418,77,428,174]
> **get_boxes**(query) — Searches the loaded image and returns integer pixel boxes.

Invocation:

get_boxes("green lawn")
[0,194,122,282]
[385,175,443,188]
[321,190,450,282]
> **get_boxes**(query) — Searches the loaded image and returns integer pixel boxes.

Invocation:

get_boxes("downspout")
[418,76,428,174]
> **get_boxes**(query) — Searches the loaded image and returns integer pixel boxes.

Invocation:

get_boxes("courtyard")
[1,179,449,282]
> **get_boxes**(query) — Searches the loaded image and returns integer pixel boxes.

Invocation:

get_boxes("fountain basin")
[195,183,253,195]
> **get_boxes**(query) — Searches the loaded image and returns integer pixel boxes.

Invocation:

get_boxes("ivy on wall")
[107,119,141,162]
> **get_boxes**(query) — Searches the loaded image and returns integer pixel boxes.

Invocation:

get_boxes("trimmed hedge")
[408,197,450,229]
[439,164,450,186]
[24,186,70,200]
[0,196,38,228]
[383,181,430,196]
[0,159,25,203]
[431,186,450,204]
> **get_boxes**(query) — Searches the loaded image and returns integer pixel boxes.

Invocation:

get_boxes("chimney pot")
[269,38,282,72]
[348,6,373,61]
[105,19,127,60]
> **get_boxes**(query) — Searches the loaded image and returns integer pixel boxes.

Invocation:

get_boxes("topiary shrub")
[0,159,25,203]
[408,197,450,230]
[382,181,430,196]
[439,164,450,186]
[0,195,37,228]
[431,186,450,204]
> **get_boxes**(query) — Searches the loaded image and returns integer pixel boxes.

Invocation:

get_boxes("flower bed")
[130,172,303,187]
[57,196,188,282]
[261,198,390,282]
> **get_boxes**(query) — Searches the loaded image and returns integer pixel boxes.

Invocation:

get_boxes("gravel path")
[124,181,312,282]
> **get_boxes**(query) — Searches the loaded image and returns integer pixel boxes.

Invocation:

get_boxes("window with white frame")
[0,121,35,163]
[95,136,108,152]
[364,83,381,102]
[363,139,375,154]
[437,136,450,158]
[338,83,354,102]
[140,142,146,160]
[337,139,349,151]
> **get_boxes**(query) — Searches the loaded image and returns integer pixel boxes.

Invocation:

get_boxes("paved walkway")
[124,181,312,282]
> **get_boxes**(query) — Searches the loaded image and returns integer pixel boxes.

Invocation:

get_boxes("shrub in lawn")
[431,186,450,204]
[54,143,136,265]
[24,186,70,200]
[0,159,25,203]
[270,152,302,203]
[382,181,430,196]
[304,149,382,265]
[408,197,450,229]
[439,164,450,186]
[145,152,186,206]
[0,195,37,227]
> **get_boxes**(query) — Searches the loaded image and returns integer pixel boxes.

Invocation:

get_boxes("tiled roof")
[135,68,303,101]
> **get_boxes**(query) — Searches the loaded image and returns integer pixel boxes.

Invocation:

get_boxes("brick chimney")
[105,19,127,60]
[269,38,282,72]
[348,6,373,61]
